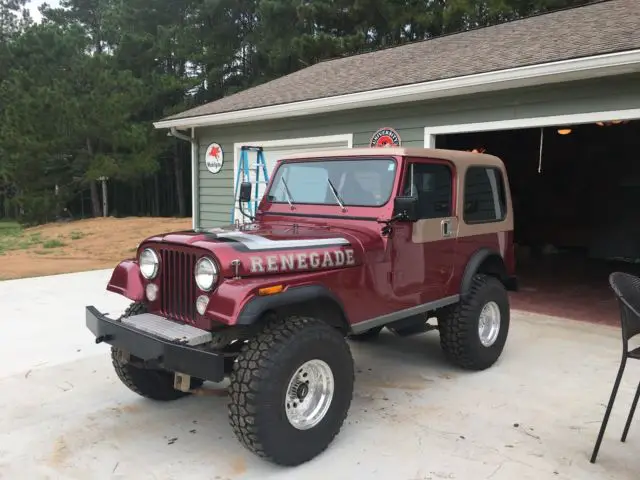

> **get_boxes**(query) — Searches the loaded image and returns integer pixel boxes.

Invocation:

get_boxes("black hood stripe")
[164,229,353,253]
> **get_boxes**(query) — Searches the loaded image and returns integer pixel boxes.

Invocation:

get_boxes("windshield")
[266,158,397,207]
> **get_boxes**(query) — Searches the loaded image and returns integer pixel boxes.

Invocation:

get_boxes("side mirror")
[393,196,419,222]
[239,182,252,203]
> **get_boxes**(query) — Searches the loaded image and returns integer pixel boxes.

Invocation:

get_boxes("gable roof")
[156,0,640,128]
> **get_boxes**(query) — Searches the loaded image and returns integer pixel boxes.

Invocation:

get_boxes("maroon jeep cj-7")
[86,147,517,466]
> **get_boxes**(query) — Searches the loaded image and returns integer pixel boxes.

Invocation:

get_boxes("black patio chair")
[590,271,640,463]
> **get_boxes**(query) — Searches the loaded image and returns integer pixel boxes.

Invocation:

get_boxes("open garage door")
[232,135,352,221]
[434,118,640,324]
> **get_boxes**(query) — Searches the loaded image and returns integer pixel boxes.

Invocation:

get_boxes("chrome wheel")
[285,359,335,430]
[478,301,501,347]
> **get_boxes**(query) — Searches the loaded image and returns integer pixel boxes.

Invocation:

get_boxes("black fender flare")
[460,248,507,298]
[236,284,350,330]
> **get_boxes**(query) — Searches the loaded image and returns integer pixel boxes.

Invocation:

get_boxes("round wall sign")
[205,142,224,174]
[370,127,401,148]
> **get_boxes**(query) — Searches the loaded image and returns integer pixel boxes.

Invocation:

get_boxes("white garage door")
[233,137,351,221]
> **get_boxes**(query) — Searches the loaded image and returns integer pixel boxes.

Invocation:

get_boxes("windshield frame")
[263,156,398,209]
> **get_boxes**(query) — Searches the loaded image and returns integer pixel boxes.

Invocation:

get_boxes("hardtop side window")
[402,162,453,219]
[463,166,507,223]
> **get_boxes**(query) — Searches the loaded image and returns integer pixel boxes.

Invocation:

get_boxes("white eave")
[153,49,640,130]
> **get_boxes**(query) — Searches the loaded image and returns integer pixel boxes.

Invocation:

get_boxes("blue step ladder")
[231,146,270,223]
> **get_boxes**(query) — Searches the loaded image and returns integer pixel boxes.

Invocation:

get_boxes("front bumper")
[85,306,227,382]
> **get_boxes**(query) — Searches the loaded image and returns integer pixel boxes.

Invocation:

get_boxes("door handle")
[441,219,453,238]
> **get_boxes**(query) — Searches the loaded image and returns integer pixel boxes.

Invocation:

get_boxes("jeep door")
[390,157,457,302]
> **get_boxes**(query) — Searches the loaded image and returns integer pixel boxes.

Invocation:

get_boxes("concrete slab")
[1,270,639,480]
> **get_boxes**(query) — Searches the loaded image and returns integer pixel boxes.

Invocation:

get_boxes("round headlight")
[195,257,218,291]
[139,248,159,279]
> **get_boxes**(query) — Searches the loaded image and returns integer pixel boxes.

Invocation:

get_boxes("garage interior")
[436,119,640,325]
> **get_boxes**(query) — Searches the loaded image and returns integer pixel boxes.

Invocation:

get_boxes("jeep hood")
[141,222,381,278]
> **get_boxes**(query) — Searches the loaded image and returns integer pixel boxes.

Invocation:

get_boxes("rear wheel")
[228,316,355,466]
[438,274,510,370]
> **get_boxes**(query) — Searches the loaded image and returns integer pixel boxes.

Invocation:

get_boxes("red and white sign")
[205,142,224,174]
[370,127,401,148]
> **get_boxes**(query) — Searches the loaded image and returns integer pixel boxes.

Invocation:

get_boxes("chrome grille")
[158,247,198,324]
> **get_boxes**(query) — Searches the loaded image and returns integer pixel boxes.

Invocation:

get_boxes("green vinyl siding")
[194,72,640,228]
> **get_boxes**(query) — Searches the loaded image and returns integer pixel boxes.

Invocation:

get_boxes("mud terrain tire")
[118,301,147,320]
[438,274,510,371]
[111,302,204,401]
[111,348,202,400]
[228,316,355,466]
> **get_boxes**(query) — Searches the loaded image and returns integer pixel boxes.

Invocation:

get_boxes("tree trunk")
[174,142,186,217]
[90,181,101,217]
[153,173,160,217]
[86,138,101,217]
[132,182,137,216]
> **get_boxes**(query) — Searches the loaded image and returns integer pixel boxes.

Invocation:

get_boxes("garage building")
[154,0,640,323]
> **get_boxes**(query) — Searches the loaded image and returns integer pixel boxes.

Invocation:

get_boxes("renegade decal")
[249,249,356,273]
[207,231,351,252]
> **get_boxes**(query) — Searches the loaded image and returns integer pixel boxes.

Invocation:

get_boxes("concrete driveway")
[1,270,638,480]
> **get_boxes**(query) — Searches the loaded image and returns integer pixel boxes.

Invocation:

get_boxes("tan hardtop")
[278,147,505,168]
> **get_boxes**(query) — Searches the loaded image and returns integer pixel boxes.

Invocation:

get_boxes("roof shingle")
[165,0,640,121]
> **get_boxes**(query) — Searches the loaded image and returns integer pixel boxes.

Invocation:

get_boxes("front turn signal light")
[258,285,284,296]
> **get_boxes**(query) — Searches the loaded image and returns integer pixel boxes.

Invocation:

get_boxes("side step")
[386,314,438,337]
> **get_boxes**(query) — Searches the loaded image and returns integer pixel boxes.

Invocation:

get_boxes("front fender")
[106,259,145,302]
[236,284,346,326]
[204,275,348,329]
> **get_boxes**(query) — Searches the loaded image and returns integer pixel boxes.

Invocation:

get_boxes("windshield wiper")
[326,178,346,211]
[280,177,295,208]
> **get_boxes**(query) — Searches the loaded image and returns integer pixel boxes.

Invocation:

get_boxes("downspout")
[168,127,199,230]
[169,126,191,143]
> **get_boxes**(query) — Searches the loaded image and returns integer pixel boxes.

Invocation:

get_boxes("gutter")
[154,49,640,130]
[168,126,192,143]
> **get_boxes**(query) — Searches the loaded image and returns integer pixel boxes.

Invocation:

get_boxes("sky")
[26,0,60,22]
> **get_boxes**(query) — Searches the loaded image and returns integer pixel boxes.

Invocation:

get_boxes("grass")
[0,221,24,255]
[0,220,21,233]
[43,239,67,249]
[0,220,68,254]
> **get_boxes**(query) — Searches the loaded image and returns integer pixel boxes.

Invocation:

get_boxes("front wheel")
[438,274,510,370]
[111,302,204,400]
[228,316,355,466]
[111,347,204,401]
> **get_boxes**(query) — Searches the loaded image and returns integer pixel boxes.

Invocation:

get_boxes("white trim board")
[191,127,198,230]
[230,134,353,222]
[234,134,354,151]
[154,49,640,130]
[233,134,354,184]
[424,108,640,147]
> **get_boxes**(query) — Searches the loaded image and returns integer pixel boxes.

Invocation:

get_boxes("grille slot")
[158,248,197,324]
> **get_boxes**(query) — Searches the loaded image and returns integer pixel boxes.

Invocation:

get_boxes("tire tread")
[110,302,202,401]
[228,316,354,465]
[111,348,198,401]
[439,274,509,370]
